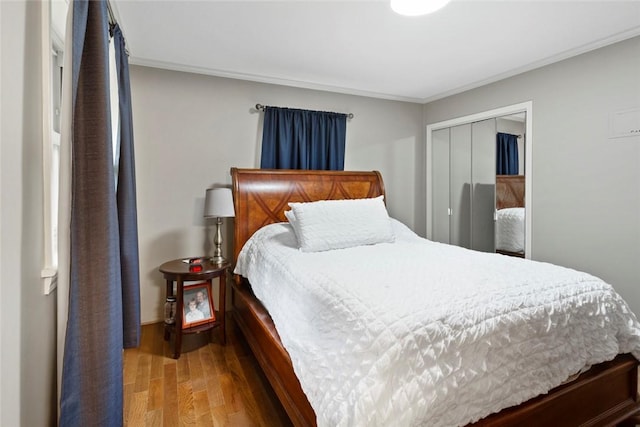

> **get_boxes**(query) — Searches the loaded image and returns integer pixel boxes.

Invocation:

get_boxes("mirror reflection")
[495,114,525,258]
[431,113,526,257]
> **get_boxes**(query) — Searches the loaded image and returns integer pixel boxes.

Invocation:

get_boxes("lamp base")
[209,255,227,265]
[210,217,227,265]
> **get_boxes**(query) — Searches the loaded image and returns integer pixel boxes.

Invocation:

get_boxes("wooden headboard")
[496,175,525,210]
[230,168,386,267]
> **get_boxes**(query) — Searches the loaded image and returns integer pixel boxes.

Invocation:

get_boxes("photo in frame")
[182,282,215,329]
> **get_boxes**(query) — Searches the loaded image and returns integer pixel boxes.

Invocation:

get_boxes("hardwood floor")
[123,317,292,427]
[125,320,640,427]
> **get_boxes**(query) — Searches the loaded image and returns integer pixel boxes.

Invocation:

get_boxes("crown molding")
[127,57,425,104]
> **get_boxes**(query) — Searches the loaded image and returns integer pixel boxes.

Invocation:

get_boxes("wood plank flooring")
[123,317,292,427]
[125,320,640,427]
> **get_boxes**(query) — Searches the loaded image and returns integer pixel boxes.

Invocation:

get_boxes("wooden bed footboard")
[471,353,640,426]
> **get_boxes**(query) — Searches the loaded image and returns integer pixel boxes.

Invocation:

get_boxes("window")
[41,0,65,294]
[41,1,119,295]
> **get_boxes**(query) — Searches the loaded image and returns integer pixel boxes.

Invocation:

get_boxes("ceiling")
[112,1,640,103]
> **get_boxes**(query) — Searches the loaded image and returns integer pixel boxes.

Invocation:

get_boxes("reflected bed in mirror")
[496,175,525,258]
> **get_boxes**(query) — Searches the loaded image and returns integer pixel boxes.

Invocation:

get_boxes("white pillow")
[287,196,395,252]
[284,209,301,240]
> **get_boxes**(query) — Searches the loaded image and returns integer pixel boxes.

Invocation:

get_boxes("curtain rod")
[107,0,116,27]
[255,104,354,120]
[106,0,130,55]
[500,131,522,138]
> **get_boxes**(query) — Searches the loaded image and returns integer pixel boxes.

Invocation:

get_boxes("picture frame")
[182,282,215,329]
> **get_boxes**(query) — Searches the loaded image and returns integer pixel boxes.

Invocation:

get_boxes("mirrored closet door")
[429,114,526,256]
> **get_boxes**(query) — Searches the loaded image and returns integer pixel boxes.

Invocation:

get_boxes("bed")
[495,175,525,258]
[230,167,640,427]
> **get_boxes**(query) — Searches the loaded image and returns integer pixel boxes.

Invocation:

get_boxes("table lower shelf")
[163,310,224,358]
[164,319,221,335]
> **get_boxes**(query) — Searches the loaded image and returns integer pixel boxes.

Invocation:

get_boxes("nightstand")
[159,258,230,359]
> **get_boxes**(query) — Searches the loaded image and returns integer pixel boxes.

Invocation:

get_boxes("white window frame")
[41,0,64,295]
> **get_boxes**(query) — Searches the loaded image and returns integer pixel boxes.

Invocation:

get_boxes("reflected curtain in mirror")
[260,106,347,170]
[496,132,519,175]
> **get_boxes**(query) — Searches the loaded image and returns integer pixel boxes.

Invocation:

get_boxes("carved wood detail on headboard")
[496,175,525,210]
[230,168,385,269]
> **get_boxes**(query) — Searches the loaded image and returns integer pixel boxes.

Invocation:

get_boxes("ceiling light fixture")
[390,0,451,16]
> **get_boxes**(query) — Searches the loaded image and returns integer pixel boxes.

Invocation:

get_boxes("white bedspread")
[234,220,640,427]
[496,207,525,253]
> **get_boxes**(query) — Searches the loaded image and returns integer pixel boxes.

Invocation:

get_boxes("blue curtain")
[60,1,140,425]
[113,23,141,349]
[496,132,519,175]
[260,106,347,170]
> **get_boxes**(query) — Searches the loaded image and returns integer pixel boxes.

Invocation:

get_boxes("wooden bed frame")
[496,174,525,211]
[230,167,640,427]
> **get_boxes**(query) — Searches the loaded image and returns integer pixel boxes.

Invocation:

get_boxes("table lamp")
[204,187,235,264]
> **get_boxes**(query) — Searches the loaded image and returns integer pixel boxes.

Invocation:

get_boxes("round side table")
[159,258,230,359]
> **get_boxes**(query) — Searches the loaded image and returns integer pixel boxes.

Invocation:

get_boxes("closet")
[427,103,531,257]
[432,119,496,252]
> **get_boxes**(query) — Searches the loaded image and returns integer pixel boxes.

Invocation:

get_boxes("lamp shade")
[204,187,235,218]
[390,0,450,16]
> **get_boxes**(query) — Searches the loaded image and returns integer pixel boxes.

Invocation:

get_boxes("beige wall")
[129,66,424,323]
[1,1,57,426]
[424,36,640,314]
